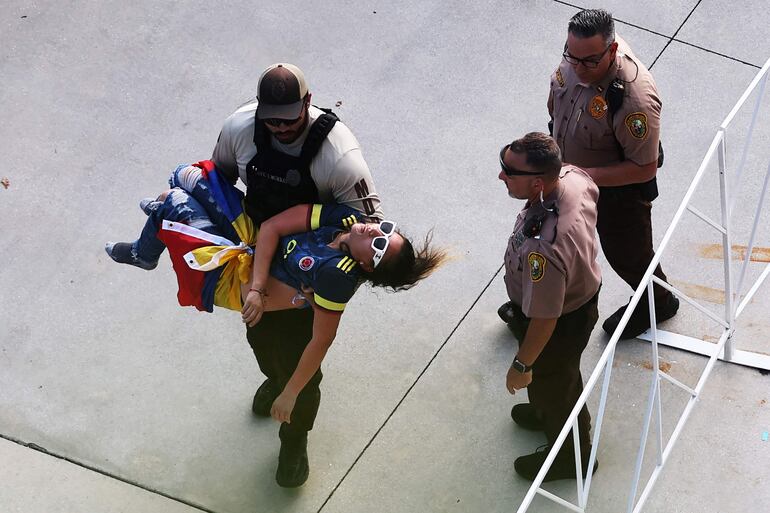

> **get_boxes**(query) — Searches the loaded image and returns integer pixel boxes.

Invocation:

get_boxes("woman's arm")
[241,204,311,326]
[270,308,341,423]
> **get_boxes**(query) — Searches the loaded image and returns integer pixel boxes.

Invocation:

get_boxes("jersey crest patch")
[528,252,546,282]
[589,95,608,119]
[625,112,648,139]
[555,69,565,87]
[298,256,315,271]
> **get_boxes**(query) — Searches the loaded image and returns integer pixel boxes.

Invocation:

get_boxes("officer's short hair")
[509,132,562,179]
[568,9,615,45]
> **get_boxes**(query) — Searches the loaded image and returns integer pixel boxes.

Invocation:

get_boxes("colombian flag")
[156,161,257,312]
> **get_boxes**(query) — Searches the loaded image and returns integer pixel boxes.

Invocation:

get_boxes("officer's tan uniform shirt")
[549,36,661,169]
[503,166,601,318]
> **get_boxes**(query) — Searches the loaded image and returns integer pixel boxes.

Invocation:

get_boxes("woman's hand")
[241,289,266,327]
[271,390,297,424]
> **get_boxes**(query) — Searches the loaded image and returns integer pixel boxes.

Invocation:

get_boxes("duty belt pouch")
[509,302,531,343]
[639,177,658,201]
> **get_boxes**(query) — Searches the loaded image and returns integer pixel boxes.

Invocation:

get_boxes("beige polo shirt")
[503,166,601,318]
[549,36,661,169]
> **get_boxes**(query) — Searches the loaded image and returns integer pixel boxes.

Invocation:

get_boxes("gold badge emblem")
[589,95,608,119]
[555,68,565,87]
[625,112,649,139]
[528,252,546,282]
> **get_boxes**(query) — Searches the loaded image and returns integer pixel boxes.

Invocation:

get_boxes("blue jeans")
[133,164,240,264]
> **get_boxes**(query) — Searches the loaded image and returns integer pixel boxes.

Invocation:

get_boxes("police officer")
[212,63,382,487]
[500,132,601,481]
[547,8,678,339]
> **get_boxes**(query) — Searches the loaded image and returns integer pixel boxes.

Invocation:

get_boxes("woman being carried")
[106,161,445,423]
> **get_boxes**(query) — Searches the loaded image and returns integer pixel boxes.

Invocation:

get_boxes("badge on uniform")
[555,68,565,87]
[299,256,315,271]
[625,112,648,139]
[589,95,608,119]
[528,252,546,282]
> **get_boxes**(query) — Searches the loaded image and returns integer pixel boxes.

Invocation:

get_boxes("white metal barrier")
[517,56,770,513]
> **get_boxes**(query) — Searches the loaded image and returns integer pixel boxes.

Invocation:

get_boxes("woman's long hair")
[365,229,447,291]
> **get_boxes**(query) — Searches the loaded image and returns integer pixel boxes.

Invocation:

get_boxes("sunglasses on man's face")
[371,220,397,268]
[499,145,544,177]
[263,114,303,128]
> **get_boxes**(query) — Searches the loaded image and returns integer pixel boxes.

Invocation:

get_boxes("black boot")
[497,301,516,324]
[510,403,545,431]
[252,379,280,417]
[276,430,309,488]
[497,301,527,341]
[514,445,598,482]
[602,294,679,340]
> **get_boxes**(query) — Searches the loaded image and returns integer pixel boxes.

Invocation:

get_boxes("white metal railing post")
[573,421,585,509]
[649,284,664,467]
[728,69,769,214]
[580,351,615,503]
[717,133,736,360]
[626,282,662,513]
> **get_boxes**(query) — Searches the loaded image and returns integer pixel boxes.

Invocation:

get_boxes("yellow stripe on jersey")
[310,204,323,230]
[342,214,357,229]
[314,294,346,312]
[336,256,357,273]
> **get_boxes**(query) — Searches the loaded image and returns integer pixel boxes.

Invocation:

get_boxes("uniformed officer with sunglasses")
[211,63,383,488]
[543,9,679,340]
[498,132,601,482]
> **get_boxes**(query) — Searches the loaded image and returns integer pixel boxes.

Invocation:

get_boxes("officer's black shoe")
[511,403,545,432]
[656,293,680,324]
[252,379,280,417]
[104,242,158,270]
[497,301,516,324]
[276,434,309,488]
[602,294,680,340]
[514,445,598,482]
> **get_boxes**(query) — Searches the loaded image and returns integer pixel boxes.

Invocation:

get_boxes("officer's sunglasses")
[371,220,397,268]
[562,42,613,69]
[499,145,545,177]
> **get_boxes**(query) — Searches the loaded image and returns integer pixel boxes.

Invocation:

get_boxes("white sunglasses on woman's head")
[371,220,397,268]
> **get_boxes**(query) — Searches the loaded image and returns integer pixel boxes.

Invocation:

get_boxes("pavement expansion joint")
[1,433,218,513]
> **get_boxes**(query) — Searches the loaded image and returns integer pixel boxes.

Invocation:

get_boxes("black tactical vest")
[245,108,339,225]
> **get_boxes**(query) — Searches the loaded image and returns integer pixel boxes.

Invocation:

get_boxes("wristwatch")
[511,356,533,373]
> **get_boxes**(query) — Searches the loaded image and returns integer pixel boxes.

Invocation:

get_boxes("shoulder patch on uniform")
[625,112,648,140]
[298,256,315,271]
[528,252,546,282]
[555,68,565,87]
[589,95,608,119]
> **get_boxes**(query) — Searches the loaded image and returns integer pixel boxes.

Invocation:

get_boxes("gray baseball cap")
[256,63,309,120]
